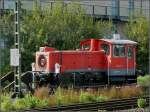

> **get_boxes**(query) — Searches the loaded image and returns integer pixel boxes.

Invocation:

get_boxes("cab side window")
[101,44,109,55]
[82,44,90,50]
[113,45,125,57]
[127,47,133,58]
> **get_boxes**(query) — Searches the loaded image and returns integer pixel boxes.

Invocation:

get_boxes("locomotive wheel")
[21,71,35,94]
[55,72,109,87]
[58,74,71,88]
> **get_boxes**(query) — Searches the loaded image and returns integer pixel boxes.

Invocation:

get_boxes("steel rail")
[25,96,149,112]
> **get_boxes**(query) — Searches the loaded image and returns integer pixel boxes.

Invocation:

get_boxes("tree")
[0,13,14,74]
[125,16,149,72]
[21,1,112,72]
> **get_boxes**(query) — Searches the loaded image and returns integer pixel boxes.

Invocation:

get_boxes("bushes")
[137,75,150,87]
[23,94,49,108]
[96,96,109,102]
[23,94,40,108]
[0,93,49,111]
[79,91,96,103]
[137,75,150,94]
[1,99,14,112]
[137,98,146,108]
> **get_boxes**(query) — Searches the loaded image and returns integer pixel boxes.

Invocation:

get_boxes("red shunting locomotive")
[35,34,137,86]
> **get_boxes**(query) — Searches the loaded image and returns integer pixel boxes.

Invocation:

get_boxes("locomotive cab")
[80,39,100,51]
[100,34,137,83]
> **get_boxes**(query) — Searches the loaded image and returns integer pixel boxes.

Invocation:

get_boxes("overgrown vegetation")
[79,91,97,103]
[137,75,150,95]
[137,75,150,87]
[1,85,143,111]
[125,15,149,73]
[137,98,147,108]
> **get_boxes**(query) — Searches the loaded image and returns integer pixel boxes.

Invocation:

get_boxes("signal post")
[11,0,23,98]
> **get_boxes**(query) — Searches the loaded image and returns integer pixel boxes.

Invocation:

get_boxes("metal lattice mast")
[0,1,2,109]
[148,0,150,109]
[14,0,21,97]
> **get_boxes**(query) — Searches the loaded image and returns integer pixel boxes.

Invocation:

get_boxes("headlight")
[38,55,47,67]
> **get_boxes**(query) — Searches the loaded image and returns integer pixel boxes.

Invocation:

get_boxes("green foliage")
[0,93,49,111]
[79,91,96,103]
[55,87,63,105]
[0,86,144,111]
[1,93,13,111]
[125,16,149,72]
[13,98,26,110]
[36,99,49,108]
[1,93,11,102]
[137,75,150,87]
[0,13,14,75]
[1,100,14,112]
[96,95,109,102]
[137,98,146,108]
[23,94,39,108]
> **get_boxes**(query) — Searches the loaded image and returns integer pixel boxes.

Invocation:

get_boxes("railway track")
[25,96,149,112]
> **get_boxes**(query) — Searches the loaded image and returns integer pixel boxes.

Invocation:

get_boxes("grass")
[34,87,49,100]
[79,91,96,103]
[0,84,143,111]
[97,86,142,99]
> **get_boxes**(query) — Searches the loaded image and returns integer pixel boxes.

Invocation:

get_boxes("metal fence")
[0,0,150,20]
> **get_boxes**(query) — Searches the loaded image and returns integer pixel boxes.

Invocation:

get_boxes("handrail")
[1,71,31,91]
[3,81,15,90]
[0,71,14,80]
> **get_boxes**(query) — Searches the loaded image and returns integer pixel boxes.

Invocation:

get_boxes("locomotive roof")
[100,39,137,45]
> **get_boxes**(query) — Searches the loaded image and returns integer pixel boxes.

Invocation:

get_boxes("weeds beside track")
[25,96,149,111]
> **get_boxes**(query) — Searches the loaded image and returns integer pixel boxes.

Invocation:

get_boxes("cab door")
[110,44,126,76]
[126,45,135,75]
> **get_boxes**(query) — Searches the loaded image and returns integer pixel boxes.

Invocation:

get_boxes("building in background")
[0,0,149,18]
[0,0,149,36]
[0,0,4,9]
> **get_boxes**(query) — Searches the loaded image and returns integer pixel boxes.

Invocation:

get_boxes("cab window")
[127,47,133,58]
[113,45,125,57]
[82,44,90,50]
[101,44,109,55]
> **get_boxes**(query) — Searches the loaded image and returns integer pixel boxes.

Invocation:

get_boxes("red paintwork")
[43,47,55,52]
[35,38,136,75]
